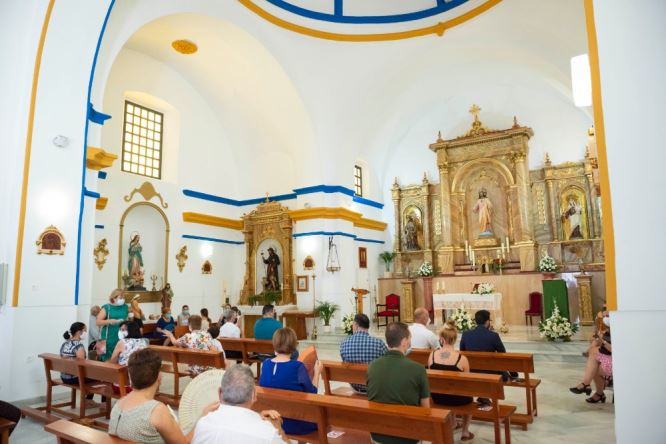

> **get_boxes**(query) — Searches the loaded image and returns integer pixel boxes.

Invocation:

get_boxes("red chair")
[525,291,544,325]
[376,294,400,327]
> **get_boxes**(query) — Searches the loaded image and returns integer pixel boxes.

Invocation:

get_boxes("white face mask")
[115,298,125,306]
[602,317,610,327]
[80,331,87,340]
[118,330,128,340]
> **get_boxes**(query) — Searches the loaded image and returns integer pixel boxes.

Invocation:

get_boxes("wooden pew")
[217,337,275,378]
[0,418,15,444]
[320,360,516,444]
[45,419,131,444]
[408,348,539,429]
[21,354,129,424]
[148,345,225,406]
[253,386,455,444]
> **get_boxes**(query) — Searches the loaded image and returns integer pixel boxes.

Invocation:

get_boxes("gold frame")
[560,186,589,240]
[296,275,309,292]
[36,225,66,255]
[118,201,170,288]
[202,260,212,275]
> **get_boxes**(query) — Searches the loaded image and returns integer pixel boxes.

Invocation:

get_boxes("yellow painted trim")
[182,212,244,230]
[86,146,118,170]
[12,0,55,307]
[289,207,362,223]
[239,0,502,42]
[96,197,108,210]
[354,218,388,231]
[584,0,616,311]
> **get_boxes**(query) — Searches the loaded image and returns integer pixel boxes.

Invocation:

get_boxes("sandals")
[461,432,475,442]
[569,383,591,395]
[586,392,606,403]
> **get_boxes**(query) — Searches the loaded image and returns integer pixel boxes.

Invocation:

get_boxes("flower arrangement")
[342,313,355,335]
[315,300,340,326]
[538,302,578,341]
[449,304,476,332]
[472,282,495,295]
[417,261,434,277]
[538,253,558,273]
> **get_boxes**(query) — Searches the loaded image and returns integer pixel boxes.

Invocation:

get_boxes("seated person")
[427,321,474,442]
[60,322,98,407]
[259,328,323,436]
[254,305,282,340]
[207,326,224,353]
[200,308,212,331]
[151,307,176,344]
[192,364,289,443]
[165,315,216,376]
[570,317,612,403]
[340,313,387,393]
[218,309,243,360]
[109,348,214,443]
[128,296,146,335]
[408,308,439,350]
[177,305,191,327]
[0,400,20,438]
[110,321,149,366]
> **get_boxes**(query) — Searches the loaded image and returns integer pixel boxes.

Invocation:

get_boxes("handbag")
[94,304,110,358]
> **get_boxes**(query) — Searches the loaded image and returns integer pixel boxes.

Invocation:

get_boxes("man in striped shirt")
[339,314,387,393]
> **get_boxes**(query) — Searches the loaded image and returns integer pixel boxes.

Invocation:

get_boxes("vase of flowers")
[538,301,578,341]
[315,300,340,333]
[538,253,558,279]
[449,304,476,332]
[342,313,355,335]
[471,282,495,295]
[417,261,434,277]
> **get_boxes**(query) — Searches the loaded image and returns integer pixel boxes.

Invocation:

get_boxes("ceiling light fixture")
[171,40,198,55]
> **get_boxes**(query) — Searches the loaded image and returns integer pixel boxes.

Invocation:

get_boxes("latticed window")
[121,101,163,179]
[354,165,363,196]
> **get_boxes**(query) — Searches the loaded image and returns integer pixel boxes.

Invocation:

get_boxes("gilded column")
[575,274,594,326]
[391,180,402,274]
[544,162,559,241]
[421,174,431,251]
[512,152,532,241]
[438,162,453,246]
[585,160,601,238]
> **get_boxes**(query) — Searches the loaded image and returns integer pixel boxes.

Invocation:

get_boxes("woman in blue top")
[259,328,323,435]
[147,307,176,345]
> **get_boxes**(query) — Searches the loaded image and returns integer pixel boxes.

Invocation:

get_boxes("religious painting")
[36,225,66,255]
[560,187,588,240]
[303,255,315,270]
[201,260,212,274]
[296,275,308,292]
[402,206,423,251]
[358,247,367,268]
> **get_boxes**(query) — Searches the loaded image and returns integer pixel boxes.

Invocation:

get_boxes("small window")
[354,165,363,196]
[121,101,163,179]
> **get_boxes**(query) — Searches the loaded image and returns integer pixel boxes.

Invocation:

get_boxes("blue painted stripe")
[83,188,101,199]
[94,224,104,229]
[88,102,111,125]
[75,0,116,306]
[293,184,355,197]
[182,234,244,245]
[264,0,470,24]
[98,171,107,180]
[353,195,384,209]
[293,231,357,239]
[354,237,385,244]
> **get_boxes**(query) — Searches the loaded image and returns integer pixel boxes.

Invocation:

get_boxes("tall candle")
[506,237,510,253]
[464,240,469,255]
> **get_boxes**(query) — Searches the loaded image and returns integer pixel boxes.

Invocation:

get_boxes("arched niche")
[255,239,283,293]
[560,185,589,240]
[118,201,170,291]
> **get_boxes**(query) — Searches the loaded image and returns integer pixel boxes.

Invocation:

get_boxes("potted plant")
[538,253,558,279]
[379,251,397,278]
[264,290,282,306]
[315,300,340,333]
[248,294,264,306]
[538,301,578,341]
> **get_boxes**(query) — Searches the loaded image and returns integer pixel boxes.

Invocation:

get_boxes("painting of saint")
[562,197,584,239]
[261,247,281,291]
[403,207,423,251]
[473,188,493,235]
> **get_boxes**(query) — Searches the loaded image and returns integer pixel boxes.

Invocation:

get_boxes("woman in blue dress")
[259,328,323,436]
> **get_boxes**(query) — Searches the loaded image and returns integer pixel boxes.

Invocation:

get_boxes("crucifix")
[469,104,481,122]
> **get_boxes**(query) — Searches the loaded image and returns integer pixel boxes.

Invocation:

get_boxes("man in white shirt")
[408,307,439,350]
[219,309,241,338]
[192,364,288,444]
[88,305,101,346]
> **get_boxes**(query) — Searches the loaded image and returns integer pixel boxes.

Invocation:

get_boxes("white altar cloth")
[432,293,503,327]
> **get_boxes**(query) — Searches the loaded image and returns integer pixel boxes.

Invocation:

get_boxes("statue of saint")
[404,215,420,250]
[473,188,493,234]
[161,283,174,309]
[562,198,584,239]
[127,233,145,290]
[261,247,281,292]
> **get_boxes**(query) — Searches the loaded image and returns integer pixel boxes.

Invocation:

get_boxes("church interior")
[0,0,664,443]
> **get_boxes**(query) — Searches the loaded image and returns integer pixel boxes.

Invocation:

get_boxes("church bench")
[45,419,132,444]
[408,348,539,429]
[320,360,515,444]
[0,418,15,444]
[217,337,275,378]
[21,354,129,424]
[253,386,455,444]
[148,345,225,406]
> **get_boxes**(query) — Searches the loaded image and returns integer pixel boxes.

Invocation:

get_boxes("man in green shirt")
[367,322,431,444]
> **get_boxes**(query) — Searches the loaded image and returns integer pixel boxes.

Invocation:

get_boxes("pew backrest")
[408,348,535,375]
[148,345,225,369]
[39,353,128,387]
[45,419,133,444]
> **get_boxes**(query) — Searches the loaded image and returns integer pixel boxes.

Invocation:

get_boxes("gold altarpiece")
[392,107,604,276]
[240,201,296,305]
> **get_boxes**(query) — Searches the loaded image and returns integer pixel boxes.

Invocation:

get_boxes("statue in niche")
[261,247,281,291]
[404,215,420,250]
[562,197,584,239]
[161,282,173,309]
[127,232,146,290]
[473,188,494,235]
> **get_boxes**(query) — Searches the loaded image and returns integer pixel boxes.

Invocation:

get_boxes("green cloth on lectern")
[542,279,569,320]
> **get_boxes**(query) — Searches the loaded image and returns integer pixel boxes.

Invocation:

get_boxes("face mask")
[80,331,87,340]
[118,330,128,340]
[166,313,172,318]
[183,310,189,316]
[602,317,610,327]
[115,298,125,306]
[426,318,431,327]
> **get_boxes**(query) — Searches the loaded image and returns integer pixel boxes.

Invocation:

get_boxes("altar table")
[433,293,503,328]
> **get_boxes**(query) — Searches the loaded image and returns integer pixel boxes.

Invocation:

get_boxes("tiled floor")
[10,329,615,443]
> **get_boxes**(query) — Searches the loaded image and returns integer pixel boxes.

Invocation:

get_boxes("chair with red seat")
[376,294,400,327]
[525,291,544,325]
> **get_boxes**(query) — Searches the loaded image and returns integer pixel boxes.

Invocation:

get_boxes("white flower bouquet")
[449,304,476,332]
[342,313,355,335]
[472,282,495,295]
[538,302,578,341]
[538,254,558,272]
[417,261,434,277]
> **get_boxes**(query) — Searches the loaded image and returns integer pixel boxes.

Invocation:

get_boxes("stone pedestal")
[516,241,537,271]
[437,246,455,274]
[575,274,594,326]
[400,280,416,323]
[422,277,434,320]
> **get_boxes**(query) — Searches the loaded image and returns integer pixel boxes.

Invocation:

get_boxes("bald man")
[408,308,439,350]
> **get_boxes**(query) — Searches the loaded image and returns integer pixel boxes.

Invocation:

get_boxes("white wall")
[594,1,666,442]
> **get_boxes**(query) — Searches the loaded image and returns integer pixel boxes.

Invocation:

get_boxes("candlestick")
[506,237,510,253]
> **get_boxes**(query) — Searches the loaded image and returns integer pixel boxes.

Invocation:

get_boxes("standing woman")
[97,289,129,362]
